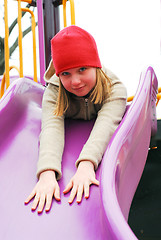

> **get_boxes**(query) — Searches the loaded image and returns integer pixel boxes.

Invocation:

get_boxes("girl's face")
[59,67,96,97]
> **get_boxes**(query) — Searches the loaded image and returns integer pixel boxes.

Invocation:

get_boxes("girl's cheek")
[62,82,70,91]
[60,79,66,87]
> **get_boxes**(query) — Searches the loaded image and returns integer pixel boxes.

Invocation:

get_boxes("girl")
[25,26,127,213]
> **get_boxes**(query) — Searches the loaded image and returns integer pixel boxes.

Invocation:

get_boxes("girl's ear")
[44,60,56,81]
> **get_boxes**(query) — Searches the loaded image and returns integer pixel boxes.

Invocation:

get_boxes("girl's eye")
[79,67,86,72]
[61,72,70,76]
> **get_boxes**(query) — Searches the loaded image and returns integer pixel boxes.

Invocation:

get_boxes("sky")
[1,0,161,116]
[69,0,161,97]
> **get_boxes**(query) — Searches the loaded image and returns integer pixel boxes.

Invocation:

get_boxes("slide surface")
[0,68,157,239]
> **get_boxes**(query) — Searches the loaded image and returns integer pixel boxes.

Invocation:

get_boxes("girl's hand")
[63,160,99,204]
[24,170,60,213]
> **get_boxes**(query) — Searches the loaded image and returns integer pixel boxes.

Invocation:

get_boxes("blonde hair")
[54,68,112,116]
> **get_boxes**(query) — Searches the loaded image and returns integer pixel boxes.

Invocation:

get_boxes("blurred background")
[0,0,161,113]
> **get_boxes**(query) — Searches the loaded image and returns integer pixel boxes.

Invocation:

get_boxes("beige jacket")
[37,61,127,180]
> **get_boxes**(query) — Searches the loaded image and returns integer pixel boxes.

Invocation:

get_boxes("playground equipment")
[0,1,160,239]
[0,67,158,240]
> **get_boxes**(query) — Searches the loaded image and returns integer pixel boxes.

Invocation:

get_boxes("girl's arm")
[76,75,127,172]
[25,82,64,212]
[65,72,127,203]
[37,83,65,180]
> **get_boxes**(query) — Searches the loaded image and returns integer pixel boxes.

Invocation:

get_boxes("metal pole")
[43,0,60,69]
[37,0,46,84]
[4,0,10,88]
[17,0,24,77]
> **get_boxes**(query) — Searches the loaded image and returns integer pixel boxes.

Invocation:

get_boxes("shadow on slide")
[0,67,158,240]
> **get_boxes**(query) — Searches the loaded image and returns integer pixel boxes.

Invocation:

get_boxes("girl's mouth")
[73,86,85,91]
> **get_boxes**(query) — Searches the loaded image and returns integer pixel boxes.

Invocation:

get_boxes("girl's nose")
[71,75,81,87]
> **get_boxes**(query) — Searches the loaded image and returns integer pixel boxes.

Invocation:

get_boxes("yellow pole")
[127,95,134,102]
[4,0,10,89]
[19,0,32,3]
[0,66,20,98]
[63,0,67,27]
[21,8,37,82]
[17,0,23,77]
[158,87,161,93]
[0,74,6,98]
[70,0,75,25]
[63,0,75,27]
[156,92,161,106]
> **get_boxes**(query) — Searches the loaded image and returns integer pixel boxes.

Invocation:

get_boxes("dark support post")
[43,0,60,69]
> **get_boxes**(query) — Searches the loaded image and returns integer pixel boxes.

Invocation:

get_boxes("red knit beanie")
[51,26,102,76]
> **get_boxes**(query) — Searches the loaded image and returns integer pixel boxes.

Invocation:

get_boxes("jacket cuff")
[36,166,62,181]
[75,157,98,171]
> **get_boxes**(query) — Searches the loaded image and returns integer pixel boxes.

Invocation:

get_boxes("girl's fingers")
[90,178,99,186]
[63,181,73,194]
[76,184,83,203]
[84,183,90,199]
[84,179,99,200]
[24,190,36,204]
[94,179,100,186]
[54,186,61,201]
[37,194,46,213]
[31,194,40,211]
[45,194,53,212]
[68,186,78,204]
[64,177,99,204]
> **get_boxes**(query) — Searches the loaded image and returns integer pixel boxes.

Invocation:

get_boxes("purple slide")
[0,66,157,239]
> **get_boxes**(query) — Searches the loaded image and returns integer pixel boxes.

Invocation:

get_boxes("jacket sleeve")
[36,83,64,180]
[75,71,127,170]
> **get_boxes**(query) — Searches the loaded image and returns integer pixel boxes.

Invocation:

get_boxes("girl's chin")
[72,89,89,97]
